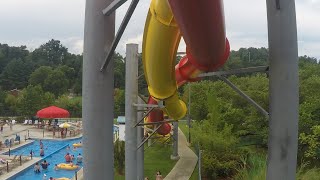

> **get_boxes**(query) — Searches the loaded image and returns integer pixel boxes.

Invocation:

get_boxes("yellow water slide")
[142,0,186,120]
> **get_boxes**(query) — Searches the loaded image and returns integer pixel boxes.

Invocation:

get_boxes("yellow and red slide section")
[142,0,230,135]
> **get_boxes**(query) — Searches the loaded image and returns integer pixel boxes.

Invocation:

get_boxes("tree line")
[0,39,126,118]
[183,50,320,178]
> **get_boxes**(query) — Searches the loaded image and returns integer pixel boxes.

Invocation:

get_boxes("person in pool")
[41,160,50,170]
[40,147,45,156]
[76,153,83,164]
[54,164,59,170]
[40,140,43,149]
[34,162,40,173]
[71,155,75,161]
[65,153,71,163]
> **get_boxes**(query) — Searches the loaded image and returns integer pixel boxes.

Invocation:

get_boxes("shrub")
[114,139,125,175]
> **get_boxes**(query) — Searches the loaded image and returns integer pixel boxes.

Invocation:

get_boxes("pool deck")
[0,156,41,180]
[72,167,83,180]
[0,123,83,179]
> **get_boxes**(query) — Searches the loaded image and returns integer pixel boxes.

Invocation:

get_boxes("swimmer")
[40,148,45,156]
[34,162,40,173]
[54,164,58,170]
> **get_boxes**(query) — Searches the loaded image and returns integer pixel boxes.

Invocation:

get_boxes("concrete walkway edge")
[164,128,198,180]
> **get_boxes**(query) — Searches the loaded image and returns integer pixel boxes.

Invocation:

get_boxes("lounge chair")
[28,120,33,125]
[23,120,28,125]
[11,120,16,125]
[34,120,39,126]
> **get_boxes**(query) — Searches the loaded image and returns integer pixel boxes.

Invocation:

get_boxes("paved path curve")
[164,128,198,180]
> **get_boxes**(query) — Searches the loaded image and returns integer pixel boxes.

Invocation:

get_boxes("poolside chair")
[23,120,28,125]
[11,120,16,125]
[11,155,17,162]
[28,120,33,125]
[34,120,39,126]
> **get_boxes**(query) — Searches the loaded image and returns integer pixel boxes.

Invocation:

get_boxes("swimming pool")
[6,126,118,179]
[7,138,83,180]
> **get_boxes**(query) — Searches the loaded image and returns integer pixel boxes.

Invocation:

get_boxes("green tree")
[43,69,69,97]
[192,93,246,178]
[114,139,125,175]
[55,95,82,117]
[114,88,125,117]
[16,85,55,117]
[5,94,18,116]
[31,39,68,67]
[0,59,33,90]
[29,66,53,87]
[56,65,76,89]
[114,53,125,89]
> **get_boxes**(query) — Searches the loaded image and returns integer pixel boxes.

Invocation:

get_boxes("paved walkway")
[164,128,198,180]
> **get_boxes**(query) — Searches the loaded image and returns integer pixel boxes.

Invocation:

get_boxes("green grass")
[190,162,199,180]
[144,144,177,178]
[114,144,177,179]
[234,154,320,180]
[234,154,266,180]
[179,121,190,139]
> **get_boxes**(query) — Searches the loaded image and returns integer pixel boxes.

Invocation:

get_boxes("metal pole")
[137,97,144,180]
[82,0,115,179]
[188,83,191,143]
[198,149,201,180]
[171,121,179,160]
[125,44,138,178]
[266,0,299,179]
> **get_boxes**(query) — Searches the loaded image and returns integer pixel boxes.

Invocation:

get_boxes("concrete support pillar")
[266,0,299,179]
[125,44,139,178]
[82,0,115,179]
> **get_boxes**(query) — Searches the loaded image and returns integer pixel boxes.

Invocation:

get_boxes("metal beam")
[100,0,140,71]
[198,66,269,78]
[102,0,127,16]
[134,107,154,127]
[137,119,177,126]
[137,124,162,149]
[138,94,148,104]
[133,103,160,108]
[82,0,115,179]
[219,76,269,118]
[266,0,299,179]
[137,73,145,80]
[125,44,139,178]
[137,97,144,180]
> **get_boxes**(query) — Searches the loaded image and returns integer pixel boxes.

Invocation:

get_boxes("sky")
[0,0,319,59]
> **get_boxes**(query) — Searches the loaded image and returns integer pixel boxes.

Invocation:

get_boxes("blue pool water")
[4,140,76,157]
[6,125,119,179]
[7,138,83,180]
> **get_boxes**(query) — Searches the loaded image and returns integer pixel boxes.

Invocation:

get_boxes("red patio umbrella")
[36,106,70,118]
